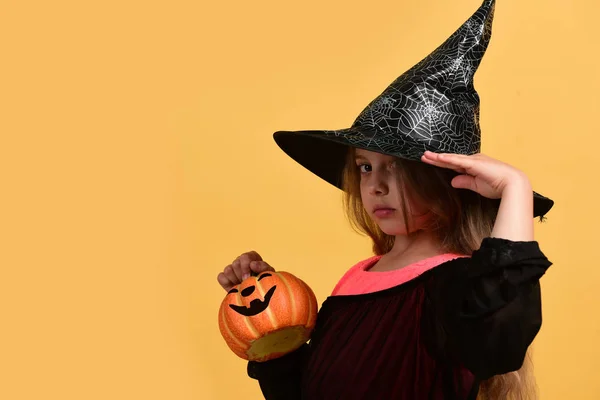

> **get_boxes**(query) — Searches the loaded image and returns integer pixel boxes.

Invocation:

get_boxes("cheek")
[375,199,429,235]
[409,199,428,215]
[359,181,370,204]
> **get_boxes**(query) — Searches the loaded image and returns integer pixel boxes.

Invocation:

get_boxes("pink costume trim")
[332,253,469,296]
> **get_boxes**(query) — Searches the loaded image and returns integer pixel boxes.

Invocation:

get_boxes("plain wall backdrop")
[1,0,598,398]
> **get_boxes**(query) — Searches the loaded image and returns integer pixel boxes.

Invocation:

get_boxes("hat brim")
[273,128,554,219]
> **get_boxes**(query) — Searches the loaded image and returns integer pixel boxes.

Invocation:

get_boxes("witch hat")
[273,0,553,218]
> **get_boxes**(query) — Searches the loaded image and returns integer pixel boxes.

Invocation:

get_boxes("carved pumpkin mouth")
[229,286,277,317]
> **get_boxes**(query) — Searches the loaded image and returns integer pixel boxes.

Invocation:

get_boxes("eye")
[228,288,239,294]
[258,273,272,281]
[357,163,371,173]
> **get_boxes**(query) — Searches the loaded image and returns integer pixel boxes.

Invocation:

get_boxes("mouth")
[373,207,396,218]
[373,207,395,212]
[229,286,277,317]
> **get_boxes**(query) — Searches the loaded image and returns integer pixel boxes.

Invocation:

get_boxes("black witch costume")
[246,1,554,398]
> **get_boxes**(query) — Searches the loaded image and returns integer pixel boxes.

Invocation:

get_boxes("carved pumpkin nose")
[241,286,255,297]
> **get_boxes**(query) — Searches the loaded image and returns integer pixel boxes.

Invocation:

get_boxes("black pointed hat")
[273,0,553,218]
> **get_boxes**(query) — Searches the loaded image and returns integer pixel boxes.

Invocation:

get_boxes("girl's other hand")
[217,251,276,292]
[421,151,531,199]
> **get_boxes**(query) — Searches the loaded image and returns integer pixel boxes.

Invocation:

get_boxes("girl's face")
[354,148,429,236]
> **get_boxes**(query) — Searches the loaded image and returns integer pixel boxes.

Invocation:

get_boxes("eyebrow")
[354,155,369,162]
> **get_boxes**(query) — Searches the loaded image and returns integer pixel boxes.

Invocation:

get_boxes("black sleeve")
[246,343,309,400]
[432,237,553,380]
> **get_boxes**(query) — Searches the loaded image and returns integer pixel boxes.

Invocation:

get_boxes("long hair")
[340,147,538,400]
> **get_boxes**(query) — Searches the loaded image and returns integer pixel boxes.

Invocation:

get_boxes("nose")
[241,286,255,297]
[367,171,388,195]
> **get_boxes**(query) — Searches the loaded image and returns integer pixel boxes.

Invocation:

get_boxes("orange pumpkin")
[218,271,317,362]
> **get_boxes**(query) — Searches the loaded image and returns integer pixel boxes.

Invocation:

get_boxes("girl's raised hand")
[421,151,531,199]
[217,251,276,292]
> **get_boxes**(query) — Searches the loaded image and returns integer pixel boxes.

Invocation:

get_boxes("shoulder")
[423,237,551,306]
[429,237,548,275]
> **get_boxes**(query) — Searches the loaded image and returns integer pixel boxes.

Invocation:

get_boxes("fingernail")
[242,273,250,280]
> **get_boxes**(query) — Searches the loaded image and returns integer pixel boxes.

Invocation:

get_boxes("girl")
[217,0,554,398]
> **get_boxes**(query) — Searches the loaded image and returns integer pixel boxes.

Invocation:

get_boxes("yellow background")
[1,0,598,398]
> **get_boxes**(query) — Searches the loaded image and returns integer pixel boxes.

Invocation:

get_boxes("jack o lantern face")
[227,273,276,317]
[218,270,318,362]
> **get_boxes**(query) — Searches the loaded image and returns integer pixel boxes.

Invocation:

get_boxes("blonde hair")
[340,147,538,400]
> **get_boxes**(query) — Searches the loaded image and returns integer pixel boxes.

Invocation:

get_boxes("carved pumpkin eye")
[228,288,239,294]
[258,273,272,281]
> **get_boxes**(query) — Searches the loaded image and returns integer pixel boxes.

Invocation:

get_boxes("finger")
[421,154,466,173]
[238,253,255,280]
[422,151,455,164]
[250,260,275,275]
[435,153,474,169]
[231,259,243,282]
[246,251,263,262]
[217,272,234,292]
[423,151,471,163]
[423,150,469,158]
[451,175,477,191]
[240,261,251,281]
[224,265,240,286]
[239,251,263,280]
